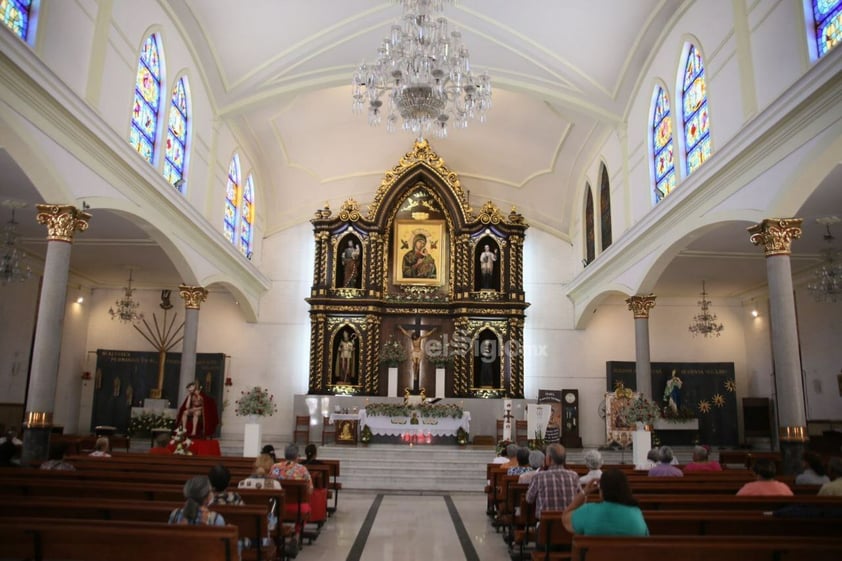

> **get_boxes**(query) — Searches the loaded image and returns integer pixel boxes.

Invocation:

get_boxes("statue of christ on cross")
[397,316,438,392]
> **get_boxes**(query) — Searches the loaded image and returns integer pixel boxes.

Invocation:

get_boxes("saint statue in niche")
[340,238,361,288]
[475,335,500,388]
[333,329,358,384]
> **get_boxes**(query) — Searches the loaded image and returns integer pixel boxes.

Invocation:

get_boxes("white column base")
[243,423,261,457]
[632,429,651,468]
[388,367,398,397]
[435,367,445,398]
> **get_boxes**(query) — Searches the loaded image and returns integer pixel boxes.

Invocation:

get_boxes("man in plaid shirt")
[526,444,579,519]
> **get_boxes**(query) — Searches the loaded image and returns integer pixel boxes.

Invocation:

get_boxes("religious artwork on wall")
[397,319,439,393]
[336,234,362,289]
[331,326,359,386]
[394,219,445,285]
[475,236,500,291]
[538,389,562,444]
[91,350,224,435]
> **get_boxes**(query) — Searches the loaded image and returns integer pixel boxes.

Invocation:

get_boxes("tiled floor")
[298,491,510,561]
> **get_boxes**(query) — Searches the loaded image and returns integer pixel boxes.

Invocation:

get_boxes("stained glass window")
[129,34,164,164]
[164,76,190,192]
[599,164,612,250]
[813,0,841,57]
[681,44,712,176]
[239,175,254,256]
[224,155,241,244]
[652,86,675,203]
[585,184,595,265]
[1,0,32,41]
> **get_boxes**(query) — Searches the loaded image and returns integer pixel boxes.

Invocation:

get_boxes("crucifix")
[502,399,514,441]
[397,314,438,392]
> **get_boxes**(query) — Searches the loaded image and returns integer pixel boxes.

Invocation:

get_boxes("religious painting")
[538,389,562,444]
[393,219,445,286]
[335,419,358,444]
[604,391,635,447]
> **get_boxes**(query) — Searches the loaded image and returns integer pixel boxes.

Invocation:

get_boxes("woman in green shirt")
[562,468,648,536]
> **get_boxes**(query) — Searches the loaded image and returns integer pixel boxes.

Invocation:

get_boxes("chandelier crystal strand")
[807,220,842,303]
[688,280,724,338]
[1,209,31,285]
[109,269,144,323]
[352,0,491,139]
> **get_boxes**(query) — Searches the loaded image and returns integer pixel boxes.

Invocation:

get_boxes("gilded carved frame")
[393,219,446,286]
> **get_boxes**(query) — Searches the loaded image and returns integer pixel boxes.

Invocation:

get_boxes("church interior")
[1,0,842,557]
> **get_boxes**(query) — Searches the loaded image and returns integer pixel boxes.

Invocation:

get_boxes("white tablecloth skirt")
[359,408,471,437]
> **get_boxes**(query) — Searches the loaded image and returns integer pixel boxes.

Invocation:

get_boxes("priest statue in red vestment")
[177,381,219,438]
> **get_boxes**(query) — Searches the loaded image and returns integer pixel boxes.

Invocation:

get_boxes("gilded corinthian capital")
[626,294,656,318]
[178,285,208,309]
[35,204,91,242]
[748,218,802,256]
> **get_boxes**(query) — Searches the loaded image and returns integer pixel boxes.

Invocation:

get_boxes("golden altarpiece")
[306,141,529,398]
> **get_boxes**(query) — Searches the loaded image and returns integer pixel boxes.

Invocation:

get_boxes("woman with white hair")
[579,449,603,488]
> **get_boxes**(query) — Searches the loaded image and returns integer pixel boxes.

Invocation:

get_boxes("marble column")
[22,204,90,465]
[176,285,208,406]
[748,218,806,475]
[625,295,657,399]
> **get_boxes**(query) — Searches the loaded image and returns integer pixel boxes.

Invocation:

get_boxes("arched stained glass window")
[652,86,675,203]
[585,184,595,265]
[129,34,164,164]
[813,0,841,57]
[239,175,254,256]
[1,0,33,41]
[681,44,712,176]
[224,155,241,244]
[599,164,612,251]
[164,76,190,192]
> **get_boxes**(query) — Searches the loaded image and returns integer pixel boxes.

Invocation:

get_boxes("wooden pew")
[531,511,573,561]
[319,458,342,514]
[644,509,842,536]
[0,518,238,561]
[635,493,842,511]
[570,535,842,561]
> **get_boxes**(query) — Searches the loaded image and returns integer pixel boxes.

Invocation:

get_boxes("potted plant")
[234,386,278,421]
[456,427,468,446]
[620,396,661,429]
[379,337,407,367]
[360,425,372,444]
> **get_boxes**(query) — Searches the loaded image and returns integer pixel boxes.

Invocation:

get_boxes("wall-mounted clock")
[561,389,583,448]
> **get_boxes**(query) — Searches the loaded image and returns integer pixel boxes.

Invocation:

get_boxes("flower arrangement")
[456,427,468,445]
[529,430,545,451]
[620,396,661,426]
[365,402,464,419]
[127,412,175,436]
[235,386,278,417]
[496,439,512,456]
[170,425,192,455]
[379,336,408,366]
[360,425,372,443]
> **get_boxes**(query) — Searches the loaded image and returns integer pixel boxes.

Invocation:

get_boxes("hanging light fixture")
[807,217,842,303]
[688,280,724,337]
[351,0,492,139]
[109,269,144,323]
[1,208,31,285]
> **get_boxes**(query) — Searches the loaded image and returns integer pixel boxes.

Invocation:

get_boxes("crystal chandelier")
[351,0,492,139]
[807,217,842,303]
[688,280,724,337]
[1,209,31,285]
[109,270,144,323]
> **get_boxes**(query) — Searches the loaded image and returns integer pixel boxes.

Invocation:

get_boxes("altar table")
[359,408,471,437]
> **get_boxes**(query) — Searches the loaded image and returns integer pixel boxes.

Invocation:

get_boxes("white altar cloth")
[358,408,471,437]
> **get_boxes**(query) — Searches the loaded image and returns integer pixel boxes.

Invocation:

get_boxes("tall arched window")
[223,155,241,244]
[681,44,712,176]
[651,86,675,203]
[164,76,190,192]
[599,164,612,250]
[129,34,164,164]
[585,184,595,265]
[1,0,35,42]
[239,174,255,257]
[812,0,841,57]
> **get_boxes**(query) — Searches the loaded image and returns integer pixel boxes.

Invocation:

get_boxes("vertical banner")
[538,389,562,444]
[502,399,512,441]
[527,403,551,441]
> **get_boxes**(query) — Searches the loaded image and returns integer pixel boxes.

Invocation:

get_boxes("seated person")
[818,457,842,496]
[579,449,603,488]
[796,451,830,485]
[40,441,75,471]
[270,444,313,534]
[518,450,544,484]
[149,432,173,455]
[207,464,244,505]
[168,475,225,525]
[507,447,533,476]
[491,444,510,465]
[563,468,649,536]
[648,446,683,477]
[89,436,111,457]
[0,428,22,446]
[683,445,721,472]
[502,444,520,470]
[301,443,323,465]
[737,458,793,496]
[239,453,282,490]
[261,444,277,463]
[0,439,19,467]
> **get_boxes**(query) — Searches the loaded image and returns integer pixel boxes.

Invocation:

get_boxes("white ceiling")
[1,1,840,301]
